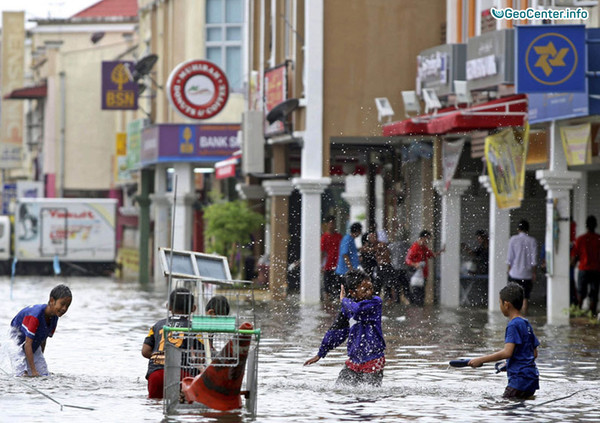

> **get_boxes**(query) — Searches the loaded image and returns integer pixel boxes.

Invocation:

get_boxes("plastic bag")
[410,268,425,288]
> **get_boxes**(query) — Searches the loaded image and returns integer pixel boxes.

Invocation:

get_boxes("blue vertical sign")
[516,25,586,93]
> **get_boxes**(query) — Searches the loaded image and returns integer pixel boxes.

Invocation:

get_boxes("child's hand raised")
[340,284,346,301]
[304,355,320,366]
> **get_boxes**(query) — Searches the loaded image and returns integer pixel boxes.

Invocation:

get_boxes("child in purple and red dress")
[10,284,72,377]
[304,269,386,386]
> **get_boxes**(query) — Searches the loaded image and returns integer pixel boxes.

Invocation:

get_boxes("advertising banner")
[101,61,138,110]
[516,25,586,93]
[442,138,466,191]
[114,132,130,184]
[560,123,592,166]
[16,181,44,199]
[126,119,146,171]
[0,12,25,168]
[264,64,287,136]
[2,183,17,214]
[485,124,529,209]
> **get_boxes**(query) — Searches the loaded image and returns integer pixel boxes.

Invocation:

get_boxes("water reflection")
[0,276,598,422]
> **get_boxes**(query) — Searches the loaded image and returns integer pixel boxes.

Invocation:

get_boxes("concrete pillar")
[341,174,367,231]
[573,171,588,236]
[137,169,152,284]
[536,120,581,325]
[171,162,195,250]
[293,178,330,304]
[433,179,471,307]
[263,180,293,300]
[151,164,169,281]
[479,175,511,312]
[294,0,327,304]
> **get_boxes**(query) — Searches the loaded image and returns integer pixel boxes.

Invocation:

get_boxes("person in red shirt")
[405,230,444,305]
[321,215,343,301]
[571,215,600,316]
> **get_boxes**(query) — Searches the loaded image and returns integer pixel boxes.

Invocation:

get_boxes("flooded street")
[1,276,599,422]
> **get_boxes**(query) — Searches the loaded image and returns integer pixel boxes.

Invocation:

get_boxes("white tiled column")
[536,120,581,325]
[341,174,367,230]
[479,175,511,312]
[433,179,471,307]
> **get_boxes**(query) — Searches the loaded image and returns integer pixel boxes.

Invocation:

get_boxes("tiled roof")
[71,0,138,19]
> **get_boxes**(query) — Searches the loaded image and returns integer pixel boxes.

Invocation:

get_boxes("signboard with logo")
[101,61,138,110]
[141,124,241,165]
[16,181,44,199]
[516,25,586,93]
[467,29,514,91]
[417,44,466,97]
[264,63,287,136]
[167,60,229,120]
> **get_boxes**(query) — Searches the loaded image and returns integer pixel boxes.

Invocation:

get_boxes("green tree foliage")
[203,200,264,260]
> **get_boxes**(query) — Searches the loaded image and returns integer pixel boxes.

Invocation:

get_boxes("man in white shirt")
[507,220,538,315]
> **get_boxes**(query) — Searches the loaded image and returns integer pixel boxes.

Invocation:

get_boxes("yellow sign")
[560,123,591,166]
[485,123,530,209]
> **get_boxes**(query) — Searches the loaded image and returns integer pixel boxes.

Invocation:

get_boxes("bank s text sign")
[167,60,229,120]
[101,61,138,110]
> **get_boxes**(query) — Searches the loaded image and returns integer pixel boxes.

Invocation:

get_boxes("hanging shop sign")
[167,60,229,120]
[417,44,466,96]
[528,92,588,124]
[466,29,514,91]
[442,138,466,191]
[560,123,592,166]
[140,124,240,165]
[516,25,586,93]
[101,61,138,110]
[264,63,288,136]
[484,124,529,209]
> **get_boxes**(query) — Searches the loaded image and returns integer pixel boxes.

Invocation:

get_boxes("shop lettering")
[199,136,229,148]
[106,90,135,108]
[48,210,95,219]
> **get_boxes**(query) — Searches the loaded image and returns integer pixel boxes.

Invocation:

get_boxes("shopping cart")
[159,248,260,417]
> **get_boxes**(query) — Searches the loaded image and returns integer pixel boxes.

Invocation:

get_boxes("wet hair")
[350,223,363,234]
[517,220,529,232]
[205,295,230,316]
[325,215,336,223]
[500,283,524,311]
[475,229,488,239]
[586,215,597,231]
[50,284,72,300]
[169,288,195,314]
[419,230,431,238]
[345,269,370,292]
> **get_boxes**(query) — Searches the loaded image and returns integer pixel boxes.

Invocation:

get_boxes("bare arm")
[343,254,353,270]
[468,343,515,368]
[141,344,153,359]
[23,338,40,377]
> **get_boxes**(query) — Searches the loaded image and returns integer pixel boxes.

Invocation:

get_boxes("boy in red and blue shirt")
[10,284,72,377]
[305,269,386,386]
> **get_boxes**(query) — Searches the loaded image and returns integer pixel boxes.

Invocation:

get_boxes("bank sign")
[101,61,138,110]
[140,124,240,165]
[516,25,585,93]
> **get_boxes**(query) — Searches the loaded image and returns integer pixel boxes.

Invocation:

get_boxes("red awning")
[383,94,528,136]
[4,84,47,100]
[214,150,242,179]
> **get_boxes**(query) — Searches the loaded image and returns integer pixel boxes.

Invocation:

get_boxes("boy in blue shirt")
[10,284,72,377]
[468,283,540,399]
[304,269,386,386]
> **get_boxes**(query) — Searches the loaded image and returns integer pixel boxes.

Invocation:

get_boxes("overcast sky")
[0,0,99,27]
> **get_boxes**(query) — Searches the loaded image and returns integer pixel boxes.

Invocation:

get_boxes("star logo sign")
[533,42,569,77]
